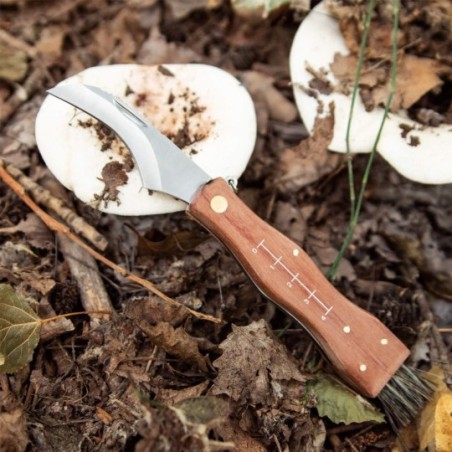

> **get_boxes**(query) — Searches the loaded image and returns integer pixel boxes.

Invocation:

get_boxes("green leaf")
[312,374,385,425]
[0,284,41,374]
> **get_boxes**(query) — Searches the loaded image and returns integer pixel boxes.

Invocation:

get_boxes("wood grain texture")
[187,178,410,398]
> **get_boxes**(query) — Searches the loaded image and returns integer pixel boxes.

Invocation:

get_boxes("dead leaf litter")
[0,0,451,450]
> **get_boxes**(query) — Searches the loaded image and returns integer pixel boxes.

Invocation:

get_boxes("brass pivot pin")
[210,195,228,213]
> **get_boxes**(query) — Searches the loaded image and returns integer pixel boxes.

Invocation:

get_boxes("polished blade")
[47,84,212,203]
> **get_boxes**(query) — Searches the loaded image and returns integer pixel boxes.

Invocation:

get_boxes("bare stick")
[3,160,108,250]
[57,232,114,324]
[40,310,112,323]
[0,160,223,324]
[414,291,449,368]
[0,66,46,126]
[39,297,75,342]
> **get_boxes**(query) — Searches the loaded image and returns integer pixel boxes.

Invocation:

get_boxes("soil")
[0,1,451,451]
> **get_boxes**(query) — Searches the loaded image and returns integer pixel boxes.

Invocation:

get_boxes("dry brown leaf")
[174,396,229,425]
[418,366,452,452]
[335,9,406,60]
[394,422,420,451]
[0,41,28,82]
[273,201,313,244]
[211,320,306,406]
[136,401,232,452]
[90,9,144,63]
[331,53,385,91]
[137,320,209,372]
[331,53,444,112]
[0,407,29,451]
[126,224,207,257]
[384,231,452,300]
[0,213,53,249]
[137,28,202,65]
[158,381,210,405]
[372,55,444,110]
[36,26,66,66]
[96,406,113,425]
[241,71,298,122]
[277,104,342,191]
[125,296,189,327]
[366,22,400,59]
[214,417,267,452]
[20,272,56,295]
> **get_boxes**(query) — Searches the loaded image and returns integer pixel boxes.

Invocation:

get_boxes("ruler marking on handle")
[321,306,333,320]
[279,261,297,280]
[252,239,334,320]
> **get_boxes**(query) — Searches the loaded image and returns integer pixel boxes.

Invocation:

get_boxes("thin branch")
[4,160,108,250]
[40,310,112,324]
[0,160,223,324]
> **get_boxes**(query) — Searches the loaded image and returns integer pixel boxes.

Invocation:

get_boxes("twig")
[272,434,283,452]
[345,438,360,452]
[39,297,75,342]
[0,160,223,324]
[327,422,373,436]
[40,310,112,323]
[0,29,38,57]
[0,65,46,126]
[3,159,108,250]
[57,232,114,323]
[414,291,449,369]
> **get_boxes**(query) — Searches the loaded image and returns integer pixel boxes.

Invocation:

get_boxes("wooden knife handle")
[187,178,409,398]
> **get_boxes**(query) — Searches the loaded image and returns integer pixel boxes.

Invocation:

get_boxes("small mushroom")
[35,64,257,215]
[290,0,452,184]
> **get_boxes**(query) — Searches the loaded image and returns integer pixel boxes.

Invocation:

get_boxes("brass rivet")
[359,364,367,372]
[343,326,351,334]
[293,249,299,256]
[380,338,388,345]
[210,195,228,213]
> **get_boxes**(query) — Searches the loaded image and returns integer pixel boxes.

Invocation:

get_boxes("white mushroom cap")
[290,0,452,184]
[36,64,257,215]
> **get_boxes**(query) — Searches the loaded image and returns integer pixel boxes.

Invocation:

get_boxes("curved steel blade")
[47,84,212,203]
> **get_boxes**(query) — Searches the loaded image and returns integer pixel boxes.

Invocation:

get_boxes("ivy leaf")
[311,374,385,425]
[0,284,41,374]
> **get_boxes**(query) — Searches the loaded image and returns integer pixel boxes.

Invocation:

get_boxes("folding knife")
[47,84,409,399]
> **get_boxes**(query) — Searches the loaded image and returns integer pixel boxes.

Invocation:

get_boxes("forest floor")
[0,0,451,451]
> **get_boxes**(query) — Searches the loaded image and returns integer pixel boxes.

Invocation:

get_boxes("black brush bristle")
[378,364,435,430]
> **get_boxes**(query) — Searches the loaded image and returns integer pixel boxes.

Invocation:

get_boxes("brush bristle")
[378,364,434,430]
